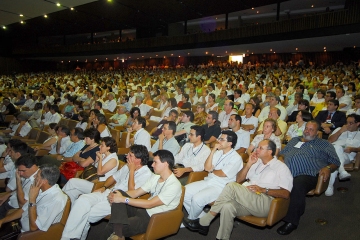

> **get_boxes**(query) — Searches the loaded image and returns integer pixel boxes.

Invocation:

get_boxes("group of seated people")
[0,61,359,239]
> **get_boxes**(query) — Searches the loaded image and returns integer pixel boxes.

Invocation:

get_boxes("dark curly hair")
[101,137,118,153]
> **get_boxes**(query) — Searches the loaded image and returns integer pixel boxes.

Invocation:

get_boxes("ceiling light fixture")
[2,26,6,29]
[20,21,24,24]
[19,14,23,17]
[70,7,74,11]
[44,15,48,18]
[56,3,61,7]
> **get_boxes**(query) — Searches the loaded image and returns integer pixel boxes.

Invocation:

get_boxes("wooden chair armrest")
[117,148,130,155]
[35,149,49,157]
[266,197,290,226]
[17,223,64,240]
[314,174,329,195]
[186,171,208,185]
[75,170,84,178]
[92,181,105,192]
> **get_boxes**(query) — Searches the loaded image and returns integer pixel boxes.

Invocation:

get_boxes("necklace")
[151,176,169,197]
[347,131,358,140]
[187,143,204,157]
[214,149,234,168]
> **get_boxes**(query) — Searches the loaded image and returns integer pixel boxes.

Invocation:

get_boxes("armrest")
[354,152,360,171]
[17,223,64,240]
[91,181,105,192]
[75,170,83,178]
[185,171,208,185]
[144,210,184,240]
[266,198,290,226]
[35,149,49,157]
[117,148,130,155]
[314,174,329,195]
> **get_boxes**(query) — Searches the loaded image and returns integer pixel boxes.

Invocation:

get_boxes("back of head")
[40,164,60,186]
[15,153,37,168]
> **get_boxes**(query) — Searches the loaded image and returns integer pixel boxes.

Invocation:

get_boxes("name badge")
[294,142,304,148]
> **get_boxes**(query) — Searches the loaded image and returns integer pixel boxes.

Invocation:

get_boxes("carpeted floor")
[87,170,360,240]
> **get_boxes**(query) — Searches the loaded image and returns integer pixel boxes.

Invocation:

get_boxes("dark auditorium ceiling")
[1,0,290,36]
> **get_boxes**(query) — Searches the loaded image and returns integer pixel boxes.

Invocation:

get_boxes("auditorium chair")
[307,174,330,196]
[130,186,185,240]
[236,197,290,227]
[91,160,126,192]
[24,131,50,145]
[17,196,71,240]
[12,128,40,141]
[67,119,78,130]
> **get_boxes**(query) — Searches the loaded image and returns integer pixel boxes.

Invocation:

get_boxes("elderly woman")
[62,136,119,204]
[286,110,313,142]
[205,93,218,113]
[247,118,281,156]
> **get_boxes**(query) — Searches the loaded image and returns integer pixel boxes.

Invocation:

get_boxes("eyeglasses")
[347,122,356,125]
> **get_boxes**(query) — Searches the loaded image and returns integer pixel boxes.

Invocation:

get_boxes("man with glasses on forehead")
[193,139,293,239]
[183,130,243,228]
[61,145,152,240]
[173,125,211,185]
[325,114,360,196]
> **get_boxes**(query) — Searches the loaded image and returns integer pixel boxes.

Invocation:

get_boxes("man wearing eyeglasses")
[191,139,293,239]
[325,114,360,196]
[173,125,211,184]
[183,131,243,228]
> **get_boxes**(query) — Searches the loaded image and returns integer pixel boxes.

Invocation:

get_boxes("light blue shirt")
[63,140,85,158]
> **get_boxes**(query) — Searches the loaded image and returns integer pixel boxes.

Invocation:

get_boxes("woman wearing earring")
[62,137,119,204]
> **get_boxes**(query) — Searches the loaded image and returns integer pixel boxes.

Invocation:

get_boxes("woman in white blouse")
[92,113,112,138]
[310,89,326,106]
[205,93,218,113]
[76,111,89,130]
[285,110,312,142]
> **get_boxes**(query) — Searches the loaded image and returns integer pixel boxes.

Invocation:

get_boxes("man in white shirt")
[133,96,153,119]
[233,90,245,110]
[240,85,250,103]
[103,93,117,113]
[126,116,151,151]
[336,88,352,112]
[0,164,67,233]
[174,111,195,141]
[228,114,250,152]
[326,114,360,196]
[173,125,211,184]
[103,149,182,239]
[149,121,180,158]
[193,140,293,239]
[49,125,72,155]
[61,145,153,240]
[43,105,61,126]
[346,95,360,116]
[218,100,237,129]
[241,103,259,134]
[183,131,243,223]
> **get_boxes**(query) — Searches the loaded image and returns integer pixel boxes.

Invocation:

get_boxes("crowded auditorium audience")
[0,60,359,239]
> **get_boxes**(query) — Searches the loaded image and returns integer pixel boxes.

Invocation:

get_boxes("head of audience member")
[99,137,118,154]
[130,107,141,120]
[108,92,115,101]
[296,110,313,124]
[303,120,320,141]
[295,84,305,94]
[298,99,310,111]
[50,104,60,114]
[234,89,242,99]
[16,113,29,123]
[268,107,281,120]
[162,121,176,139]
[294,93,303,104]
[89,109,100,122]
[93,113,107,126]
[182,94,189,103]
[202,89,209,97]
[152,149,175,171]
[70,127,85,143]
[36,164,61,189]
[8,139,29,161]
[263,118,277,137]
[228,114,242,131]
[327,99,339,113]
[335,88,345,99]
[189,125,205,144]
[132,116,146,131]
[78,111,89,124]
[135,96,143,105]
[219,90,227,99]
[196,104,206,114]
[316,89,326,100]
[167,109,178,122]
[116,105,126,115]
[216,130,238,150]
[58,125,70,138]
[223,100,234,114]
[34,102,43,111]
[256,139,277,160]
[84,128,101,146]
[325,91,336,103]
[127,144,149,167]
[206,111,218,126]
[15,154,39,179]
[208,93,216,103]
[250,97,260,109]
[94,101,102,111]
[345,114,360,132]
[244,103,255,117]
[180,111,194,123]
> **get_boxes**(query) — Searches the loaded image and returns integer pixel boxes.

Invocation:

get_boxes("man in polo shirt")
[202,111,221,146]
[183,131,243,225]
[109,105,128,128]
[49,125,72,155]
[258,94,287,122]
[218,100,237,129]
[336,88,352,112]
[133,96,153,119]
[126,116,151,151]
[233,89,245,110]
[228,114,250,152]
[103,92,117,113]
[277,120,340,235]
[61,145,153,240]
[149,121,180,158]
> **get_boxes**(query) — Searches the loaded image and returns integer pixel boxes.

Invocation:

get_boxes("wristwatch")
[265,188,269,195]
[125,198,130,205]
[326,165,332,171]
[29,202,37,207]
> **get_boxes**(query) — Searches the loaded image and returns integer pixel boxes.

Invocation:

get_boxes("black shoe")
[183,217,200,231]
[277,222,297,235]
[198,223,210,236]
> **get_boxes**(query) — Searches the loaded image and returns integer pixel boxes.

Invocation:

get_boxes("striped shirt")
[280,137,340,177]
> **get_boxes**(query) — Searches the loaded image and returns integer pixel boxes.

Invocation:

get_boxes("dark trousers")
[103,190,151,238]
[283,175,318,226]
[0,200,15,219]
